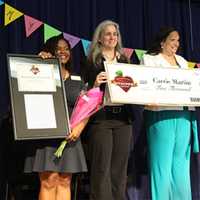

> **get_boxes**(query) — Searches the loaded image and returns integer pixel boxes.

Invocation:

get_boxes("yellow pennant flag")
[188,61,196,69]
[4,3,23,26]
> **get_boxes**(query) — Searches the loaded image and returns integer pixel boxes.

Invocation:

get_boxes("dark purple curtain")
[1,0,200,199]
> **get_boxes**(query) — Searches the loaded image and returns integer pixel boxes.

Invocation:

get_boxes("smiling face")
[55,39,71,65]
[99,24,118,50]
[161,31,180,56]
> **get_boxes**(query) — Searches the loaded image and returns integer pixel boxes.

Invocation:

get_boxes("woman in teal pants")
[141,27,199,200]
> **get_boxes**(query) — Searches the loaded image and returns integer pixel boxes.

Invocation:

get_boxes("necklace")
[62,68,69,81]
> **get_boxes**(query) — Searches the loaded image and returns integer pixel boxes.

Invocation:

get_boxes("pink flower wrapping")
[70,87,103,128]
[54,87,103,158]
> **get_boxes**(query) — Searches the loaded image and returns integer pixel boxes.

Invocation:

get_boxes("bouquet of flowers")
[54,87,103,158]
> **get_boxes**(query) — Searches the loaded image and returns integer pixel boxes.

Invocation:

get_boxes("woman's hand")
[145,103,159,110]
[94,72,107,87]
[38,51,54,59]
[67,127,82,142]
[66,118,89,142]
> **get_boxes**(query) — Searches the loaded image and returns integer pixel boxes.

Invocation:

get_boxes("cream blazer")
[140,53,194,111]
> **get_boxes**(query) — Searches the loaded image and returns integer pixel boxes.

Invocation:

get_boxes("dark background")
[0,0,200,199]
[0,0,200,117]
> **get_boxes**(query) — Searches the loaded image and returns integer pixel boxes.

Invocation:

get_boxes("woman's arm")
[67,117,90,142]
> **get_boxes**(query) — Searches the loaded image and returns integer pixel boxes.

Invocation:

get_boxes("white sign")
[104,62,200,106]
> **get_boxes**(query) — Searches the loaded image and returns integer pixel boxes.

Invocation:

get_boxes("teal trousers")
[145,110,198,200]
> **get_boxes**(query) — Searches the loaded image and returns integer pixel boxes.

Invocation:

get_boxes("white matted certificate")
[104,62,200,106]
[24,94,57,129]
[16,63,56,92]
[7,54,70,140]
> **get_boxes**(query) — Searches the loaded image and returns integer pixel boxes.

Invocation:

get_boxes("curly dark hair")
[41,34,73,71]
[147,27,180,55]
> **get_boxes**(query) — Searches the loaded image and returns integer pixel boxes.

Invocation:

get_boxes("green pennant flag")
[44,24,61,42]
[135,49,147,61]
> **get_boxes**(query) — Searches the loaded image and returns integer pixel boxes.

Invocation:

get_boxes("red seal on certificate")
[30,65,40,75]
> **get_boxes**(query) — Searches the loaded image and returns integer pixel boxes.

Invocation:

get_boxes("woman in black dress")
[24,35,87,200]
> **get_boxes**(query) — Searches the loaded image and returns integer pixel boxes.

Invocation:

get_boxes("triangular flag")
[123,48,134,59]
[188,61,196,69]
[4,3,23,26]
[44,24,61,42]
[24,15,43,37]
[196,63,200,68]
[135,49,147,61]
[0,0,4,6]
[63,33,80,48]
[81,39,91,56]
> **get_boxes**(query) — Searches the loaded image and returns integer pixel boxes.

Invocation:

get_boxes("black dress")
[24,75,87,173]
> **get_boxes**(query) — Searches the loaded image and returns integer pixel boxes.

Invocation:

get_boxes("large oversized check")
[104,62,200,106]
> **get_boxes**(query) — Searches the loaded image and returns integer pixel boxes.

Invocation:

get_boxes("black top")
[64,75,85,115]
[26,74,85,150]
[81,54,140,123]
[82,54,129,91]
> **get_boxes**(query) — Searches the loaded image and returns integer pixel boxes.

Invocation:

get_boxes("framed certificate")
[7,54,70,140]
[104,62,200,106]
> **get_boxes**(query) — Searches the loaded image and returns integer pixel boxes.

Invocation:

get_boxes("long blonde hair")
[88,20,124,64]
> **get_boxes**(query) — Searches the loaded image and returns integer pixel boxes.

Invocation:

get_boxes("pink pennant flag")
[123,48,134,59]
[24,15,43,37]
[197,63,200,68]
[63,32,80,48]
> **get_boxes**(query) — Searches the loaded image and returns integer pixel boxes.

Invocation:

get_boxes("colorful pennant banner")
[1,2,199,66]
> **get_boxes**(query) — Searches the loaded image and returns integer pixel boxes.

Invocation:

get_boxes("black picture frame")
[7,54,70,140]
